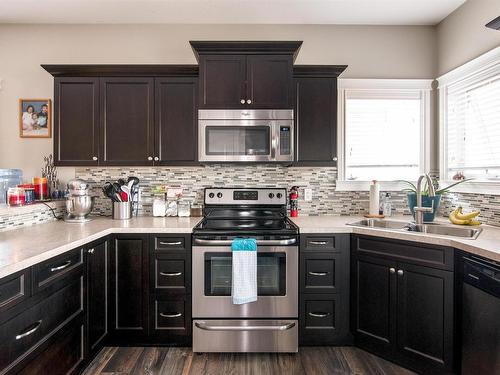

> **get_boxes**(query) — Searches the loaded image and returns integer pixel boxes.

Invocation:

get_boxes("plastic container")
[7,187,26,206]
[0,169,23,204]
[33,177,48,200]
[178,200,191,217]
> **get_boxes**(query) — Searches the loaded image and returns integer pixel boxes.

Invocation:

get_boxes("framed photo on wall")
[19,99,51,138]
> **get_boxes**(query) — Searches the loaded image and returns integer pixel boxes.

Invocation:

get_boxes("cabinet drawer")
[16,318,84,375]
[302,234,348,252]
[154,299,188,329]
[353,235,454,270]
[0,277,83,372]
[155,259,187,291]
[33,248,83,292]
[0,269,30,313]
[301,253,342,294]
[154,236,187,251]
[300,294,350,345]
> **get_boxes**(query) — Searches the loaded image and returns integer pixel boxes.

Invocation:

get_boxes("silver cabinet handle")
[154,156,159,161]
[160,312,182,318]
[159,241,182,246]
[195,322,295,331]
[389,268,396,274]
[50,260,71,272]
[467,273,480,280]
[308,312,329,318]
[159,272,182,277]
[246,99,252,104]
[92,156,98,161]
[148,156,153,161]
[332,156,338,162]
[240,99,245,104]
[16,320,42,340]
[309,241,328,245]
[193,238,296,246]
[397,269,404,276]
[308,271,328,276]
[88,248,94,254]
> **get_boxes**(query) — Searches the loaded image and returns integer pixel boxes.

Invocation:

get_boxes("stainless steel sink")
[347,219,410,230]
[406,223,483,239]
[348,219,482,239]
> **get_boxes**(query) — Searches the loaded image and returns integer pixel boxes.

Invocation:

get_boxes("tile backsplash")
[75,165,412,217]
[2,165,499,232]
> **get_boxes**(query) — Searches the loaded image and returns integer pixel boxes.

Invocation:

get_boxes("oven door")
[192,245,298,318]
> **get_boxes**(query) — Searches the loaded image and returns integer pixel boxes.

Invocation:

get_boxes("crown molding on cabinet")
[293,65,348,78]
[41,64,199,77]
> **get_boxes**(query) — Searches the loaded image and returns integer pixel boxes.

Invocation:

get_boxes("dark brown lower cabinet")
[351,235,455,374]
[108,235,150,343]
[86,238,109,357]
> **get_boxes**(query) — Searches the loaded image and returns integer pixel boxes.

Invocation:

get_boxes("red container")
[7,187,26,206]
[33,177,48,200]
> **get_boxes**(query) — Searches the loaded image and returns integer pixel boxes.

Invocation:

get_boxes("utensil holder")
[112,201,132,220]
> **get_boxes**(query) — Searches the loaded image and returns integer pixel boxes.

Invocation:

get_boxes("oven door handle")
[193,238,296,246]
[195,322,295,331]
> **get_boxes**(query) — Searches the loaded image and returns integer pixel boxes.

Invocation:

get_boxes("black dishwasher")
[461,256,500,374]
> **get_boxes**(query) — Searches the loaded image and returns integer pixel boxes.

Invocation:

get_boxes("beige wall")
[437,0,500,76]
[0,23,436,182]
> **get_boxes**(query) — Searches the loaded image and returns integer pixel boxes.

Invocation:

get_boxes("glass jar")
[7,187,26,206]
[33,177,48,200]
[178,200,191,217]
[190,204,203,217]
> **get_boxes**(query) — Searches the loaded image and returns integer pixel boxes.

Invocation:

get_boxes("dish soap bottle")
[382,192,392,217]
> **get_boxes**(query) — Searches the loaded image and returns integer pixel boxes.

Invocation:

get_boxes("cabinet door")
[199,55,246,108]
[86,238,108,356]
[100,78,154,165]
[54,77,99,166]
[352,255,397,357]
[246,55,293,109]
[295,77,337,165]
[396,262,454,373]
[109,235,149,341]
[155,77,198,164]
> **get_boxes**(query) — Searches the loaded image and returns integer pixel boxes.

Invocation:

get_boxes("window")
[337,79,432,190]
[440,52,500,183]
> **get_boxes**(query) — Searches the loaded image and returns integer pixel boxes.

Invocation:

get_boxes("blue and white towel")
[231,238,257,305]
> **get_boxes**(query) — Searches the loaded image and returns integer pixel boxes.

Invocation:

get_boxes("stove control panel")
[204,188,287,205]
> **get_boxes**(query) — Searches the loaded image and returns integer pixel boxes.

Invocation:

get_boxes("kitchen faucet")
[414,173,436,225]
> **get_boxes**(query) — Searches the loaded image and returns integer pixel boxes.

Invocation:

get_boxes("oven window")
[205,126,270,156]
[204,252,286,296]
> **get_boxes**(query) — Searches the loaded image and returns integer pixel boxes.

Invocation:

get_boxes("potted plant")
[398,178,472,222]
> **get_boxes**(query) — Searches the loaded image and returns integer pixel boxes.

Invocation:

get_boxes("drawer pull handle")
[308,312,330,318]
[309,241,328,245]
[159,241,182,246]
[309,271,329,276]
[16,320,42,340]
[160,272,182,277]
[160,312,182,318]
[50,260,72,272]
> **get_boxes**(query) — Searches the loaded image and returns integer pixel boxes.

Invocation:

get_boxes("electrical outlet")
[304,188,312,201]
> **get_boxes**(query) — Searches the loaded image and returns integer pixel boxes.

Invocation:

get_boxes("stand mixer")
[64,179,95,223]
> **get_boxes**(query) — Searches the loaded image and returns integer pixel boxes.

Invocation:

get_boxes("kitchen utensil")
[65,195,95,222]
[102,183,117,201]
[120,185,131,202]
[117,178,126,186]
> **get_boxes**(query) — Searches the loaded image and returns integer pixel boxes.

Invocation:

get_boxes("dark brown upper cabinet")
[100,77,155,166]
[43,65,199,166]
[293,66,347,166]
[155,77,198,165]
[54,77,100,166]
[191,41,302,109]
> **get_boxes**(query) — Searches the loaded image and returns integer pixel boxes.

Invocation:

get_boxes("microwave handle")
[271,124,279,159]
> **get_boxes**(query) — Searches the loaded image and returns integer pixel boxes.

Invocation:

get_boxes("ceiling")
[0,0,466,25]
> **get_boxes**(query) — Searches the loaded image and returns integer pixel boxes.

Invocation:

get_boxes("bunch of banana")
[448,207,481,226]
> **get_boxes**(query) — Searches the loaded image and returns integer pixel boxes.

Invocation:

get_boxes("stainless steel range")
[192,187,299,353]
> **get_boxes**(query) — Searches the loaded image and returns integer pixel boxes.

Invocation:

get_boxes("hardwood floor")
[83,346,416,375]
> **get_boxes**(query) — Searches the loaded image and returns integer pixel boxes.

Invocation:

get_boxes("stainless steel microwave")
[198,110,294,162]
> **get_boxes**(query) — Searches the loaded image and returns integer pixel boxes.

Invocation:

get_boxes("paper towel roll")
[369,180,380,216]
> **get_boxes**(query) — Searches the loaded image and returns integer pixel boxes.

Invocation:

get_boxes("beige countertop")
[0,216,201,279]
[290,215,500,263]
[1,214,499,279]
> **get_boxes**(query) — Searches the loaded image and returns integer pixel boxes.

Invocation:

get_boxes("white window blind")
[445,64,500,181]
[344,90,422,181]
